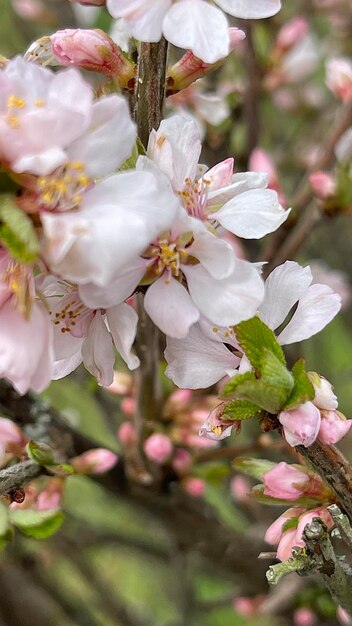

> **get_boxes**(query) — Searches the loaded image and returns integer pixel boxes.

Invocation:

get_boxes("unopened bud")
[275,18,309,55]
[143,433,173,465]
[318,410,352,445]
[308,372,338,410]
[118,421,137,446]
[183,477,205,497]
[51,28,136,86]
[309,172,337,199]
[72,448,118,474]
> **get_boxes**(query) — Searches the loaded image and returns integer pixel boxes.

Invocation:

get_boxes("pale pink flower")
[275,17,309,54]
[326,57,352,102]
[144,433,173,464]
[183,477,205,497]
[318,410,352,445]
[72,448,118,474]
[148,116,289,237]
[41,277,139,386]
[199,403,235,441]
[310,262,351,309]
[263,462,310,500]
[106,0,281,64]
[279,402,321,448]
[165,261,341,390]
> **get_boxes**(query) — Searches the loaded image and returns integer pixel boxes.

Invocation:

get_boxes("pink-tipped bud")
[278,402,321,448]
[172,448,192,474]
[143,434,173,465]
[0,417,24,448]
[166,388,193,413]
[118,421,137,446]
[318,410,352,445]
[294,608,316,626]
[249,148,286,206]
[326,58,352,103]
[309,171,337,199]
[166,28,245,96]
[230,476,250,502]
[51,28,136,86]
[337,607,352,625]
[233,597,257,617]
[183,477,205,498]
[72,448,118,474]
[308,372,338,410]
[263,462,310,500]
[275,18,309,55]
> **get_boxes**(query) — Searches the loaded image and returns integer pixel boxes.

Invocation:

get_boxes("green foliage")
[233,457,275,480]
[284,359,315,410]
[222,399,263,420]
[222,371,256,397]
[9,508,64,539]
[0,194,39,263]
[0,501,13,550]
[234,316,286,369]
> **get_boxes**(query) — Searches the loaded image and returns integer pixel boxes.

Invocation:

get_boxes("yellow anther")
[7,95,25,109]
[35,99,45,107]
[211,425,222,436]
[6,115,20,128]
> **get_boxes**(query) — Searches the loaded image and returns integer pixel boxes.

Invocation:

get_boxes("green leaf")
[27,440,56,466]
[250,484,321,507]
[222,371,256,398]
[226,378,289,413]
[234,316,286,370]
[233,457,276,480]
[223,399,263,420]
[9,508,64,539]
[282,517,299,532]
[0,194,39,263]
[284,359,315,410]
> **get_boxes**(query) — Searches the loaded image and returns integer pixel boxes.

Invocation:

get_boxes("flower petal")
[186,231,235,279]
[144,276,199,338]
[106,303,140,370]
[82,312,115,386]
[216,0,281,19]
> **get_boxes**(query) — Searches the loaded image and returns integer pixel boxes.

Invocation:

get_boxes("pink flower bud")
[72,448,118,474]
[37,480,63,511]
[326,58,352,103]
[143,434,173,465]
[308,372,338,410]
[233,597,257,617]
[337,607,352,625]
[121,397,136,416]
[265,507,305,546]
[279,402,321,448]
[295,507,334,540]
[263,462,309,500]
[183,477,205,498]
[0,417,24,447]
[51,28,136,85]
[309,172,337,199]
[318,410,352,445]
[172,448,192,474]
[118,421,137,446]
[294,608,316,626]
[275,18,309,54]
[167,388,193,412]
[230,475,250,502]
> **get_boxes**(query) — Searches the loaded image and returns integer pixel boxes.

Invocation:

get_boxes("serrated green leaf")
[234,316,286,370]
[27,440,56,466]
[223,399,263,420]
[9,508,64,539]
[227,378,290,413]
[284,359,315,410]
[0,194,39,263]
[233,457,275,480]
[222,371,256,398]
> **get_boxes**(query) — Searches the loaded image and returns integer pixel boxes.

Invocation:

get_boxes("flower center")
[178,176,211,220]
[37,161,91,212]
[50,289,94,337]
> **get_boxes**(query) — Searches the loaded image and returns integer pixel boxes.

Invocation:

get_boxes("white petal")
[186,231,235,279]
[106,0,170,41]
[213,189,289,239]
[207,171,268,206]
[79,259,148,309]
[106,303,139,370]
[183,259,264,327]
[147,115,201,190]
[163,1,229,64]
[216,0,281,19]
[259,261,313,331]
[82,313,115,386]
[68,95,136,177]
[144,276,199,338]
[278,284,341,345]
[165,323,239,388]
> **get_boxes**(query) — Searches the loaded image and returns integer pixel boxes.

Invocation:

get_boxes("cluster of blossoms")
[0,53,292,395]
